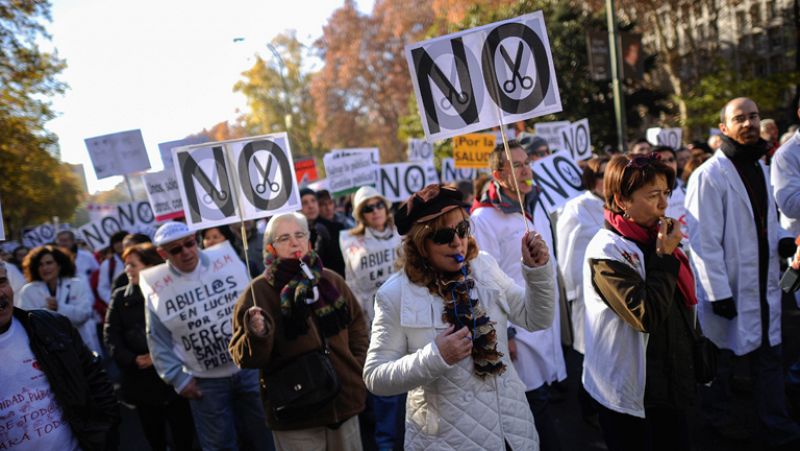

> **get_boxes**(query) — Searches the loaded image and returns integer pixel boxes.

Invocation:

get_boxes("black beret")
[395,184,464,236]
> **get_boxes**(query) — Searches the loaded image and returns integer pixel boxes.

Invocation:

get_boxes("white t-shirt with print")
[0,319,80,451]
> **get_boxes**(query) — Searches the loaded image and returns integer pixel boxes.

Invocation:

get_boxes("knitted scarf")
[604,210,697,309]
[471,180,541,219]
[264,250,350,339]
[429,261,506,378]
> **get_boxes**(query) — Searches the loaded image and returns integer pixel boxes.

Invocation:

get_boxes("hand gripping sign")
[172,133,301,230]
[405,11,562,142]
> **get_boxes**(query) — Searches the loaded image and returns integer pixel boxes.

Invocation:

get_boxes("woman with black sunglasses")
[363,184,556,451]
[582,155,700,451]
[340,186,402,450]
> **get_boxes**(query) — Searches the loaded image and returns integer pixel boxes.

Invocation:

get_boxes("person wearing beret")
[362,184,557,450]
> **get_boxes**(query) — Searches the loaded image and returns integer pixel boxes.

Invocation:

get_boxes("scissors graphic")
[438,64,470,111]
[203,189,228,204]
[500,42,533,94]
[253,155,280,194]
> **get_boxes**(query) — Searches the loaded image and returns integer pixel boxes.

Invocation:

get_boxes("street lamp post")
[606,0,627,152]
[266,43,293,131]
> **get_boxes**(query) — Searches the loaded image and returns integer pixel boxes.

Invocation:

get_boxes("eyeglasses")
[165,238,197,256]
[428,220,470,245]
[274,231,308,245]
[362,202,385,214]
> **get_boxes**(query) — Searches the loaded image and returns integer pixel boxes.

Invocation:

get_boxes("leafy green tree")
[0,0,80,238]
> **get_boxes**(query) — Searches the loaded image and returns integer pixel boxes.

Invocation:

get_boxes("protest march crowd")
[4,7,800,451]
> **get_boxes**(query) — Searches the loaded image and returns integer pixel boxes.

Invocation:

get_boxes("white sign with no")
[560,118,592,161]
[647,127,682,150]
[378,162,440,202]
[531,153,584,213]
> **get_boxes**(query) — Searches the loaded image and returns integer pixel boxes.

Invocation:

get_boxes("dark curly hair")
[22,245,76,282]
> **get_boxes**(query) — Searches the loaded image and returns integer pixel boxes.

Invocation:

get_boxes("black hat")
[395,184,464,236]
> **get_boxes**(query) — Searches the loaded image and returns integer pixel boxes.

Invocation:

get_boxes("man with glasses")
[686,97,800,447]
[470,141,565,451]
[142,222,274,450]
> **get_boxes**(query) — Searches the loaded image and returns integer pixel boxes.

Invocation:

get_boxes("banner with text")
[531,152,584,213]
[173,133,301,230]
[143,170,185,222]
[406,11,562,141]
[78,201,158,250]
[322,148,380,196]
[378,161,440,202]
[22,223,71,248]
[453,133,496,169]
[85,129,151,179]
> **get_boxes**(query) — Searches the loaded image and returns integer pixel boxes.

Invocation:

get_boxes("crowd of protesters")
[2,95,800,451]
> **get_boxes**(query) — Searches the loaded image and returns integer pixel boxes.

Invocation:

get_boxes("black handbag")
[263,321,341,421]
[680,306,718,384]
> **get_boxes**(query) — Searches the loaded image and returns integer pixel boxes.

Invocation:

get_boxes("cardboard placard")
[406,11,562,142]
[646,127,682,149]
[77,201,158,250]
[85,129,151,179]
[531,153,584,213]
[143,170,185,222]
[453,133,496,168]
[322,148,380,196]
[173,133,301,230]
[377,161,440,202]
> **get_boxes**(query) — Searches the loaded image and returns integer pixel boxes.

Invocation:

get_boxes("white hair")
[264,212,310,245]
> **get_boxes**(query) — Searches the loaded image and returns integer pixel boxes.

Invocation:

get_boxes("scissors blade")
[499,44,516,71]
[513,41,524,74]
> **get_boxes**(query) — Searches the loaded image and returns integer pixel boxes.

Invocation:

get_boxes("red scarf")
[604,210,697,308]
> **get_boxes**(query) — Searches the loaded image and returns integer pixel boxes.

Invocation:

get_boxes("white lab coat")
[472,201,566,390]
[685,150,782,355]
[556,191,604,354]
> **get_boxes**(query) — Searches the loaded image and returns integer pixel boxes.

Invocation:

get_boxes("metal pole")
[606,0,627,152]
[123,175,136,201]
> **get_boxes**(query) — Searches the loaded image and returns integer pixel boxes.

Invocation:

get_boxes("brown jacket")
[229,269,368,430]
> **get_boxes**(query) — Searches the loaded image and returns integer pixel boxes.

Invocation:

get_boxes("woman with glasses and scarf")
[340,186,403,451]
[582,155,699,451]
[229,212,369,451]
[19,245,102,355]
[363,184,556,451]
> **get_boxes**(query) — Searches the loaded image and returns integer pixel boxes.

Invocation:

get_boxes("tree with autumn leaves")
[0,0,82,239]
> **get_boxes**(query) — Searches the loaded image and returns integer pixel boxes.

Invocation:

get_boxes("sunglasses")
[362,202,385,214]
[626,152,661,169]
[165,238,197,255]
[428,220,470,245]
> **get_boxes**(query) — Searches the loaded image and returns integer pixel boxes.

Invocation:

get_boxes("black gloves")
[711,298,737,319]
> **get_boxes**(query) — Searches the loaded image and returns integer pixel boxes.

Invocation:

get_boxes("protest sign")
[173,133,301,230]
[159,136,209,169]
[531,153,583,213]
[408,139,434,162]
[534,121,570,152]
[0,241,19,254]
[143,170,185,222]
[646,127,682,149]
[453,133,496,169]
[441,157,481,183]
[378,161,440,202]
[406,11,562,142]
[323,148,380,196]
[78,201,157,250]
[21,223,71,248]
[139,241,246,373]
[560,118,592,160]
[85,129,151,179]
[294,158,319,186]
[86,203,118,223]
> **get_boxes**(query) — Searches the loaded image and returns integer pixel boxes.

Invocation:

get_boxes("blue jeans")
[189,369,275,451]
[705,345,800,446]
[371,393,405,450]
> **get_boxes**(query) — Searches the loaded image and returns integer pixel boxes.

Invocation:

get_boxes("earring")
[622,210,631,220]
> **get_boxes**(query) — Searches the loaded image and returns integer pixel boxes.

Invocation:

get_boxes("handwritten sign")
[85,129,151,179]
[531,152,584,213]
[453,133,496,169]
[406,11,562,141]
[322,148,380,196]
[143,170,185,222]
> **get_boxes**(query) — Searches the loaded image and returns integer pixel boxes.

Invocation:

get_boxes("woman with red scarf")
[582,154,700,451]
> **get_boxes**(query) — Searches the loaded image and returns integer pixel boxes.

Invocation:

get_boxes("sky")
[46,0,374,194]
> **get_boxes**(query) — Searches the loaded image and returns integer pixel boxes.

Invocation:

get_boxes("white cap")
[153,222,194,247]
[353,186,388,219]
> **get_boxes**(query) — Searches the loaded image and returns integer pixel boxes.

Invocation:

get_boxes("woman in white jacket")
[19,245,101,354]
[363,184,556,451]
